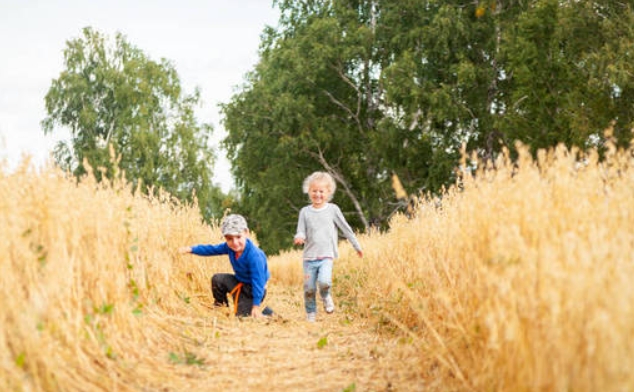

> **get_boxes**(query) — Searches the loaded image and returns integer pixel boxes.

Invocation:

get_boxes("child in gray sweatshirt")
[293,171,363,322]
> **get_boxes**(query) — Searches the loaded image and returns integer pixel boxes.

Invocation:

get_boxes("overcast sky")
[0,0,279,191]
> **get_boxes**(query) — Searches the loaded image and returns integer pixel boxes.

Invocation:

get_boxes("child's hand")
[251,305,263,318]
[179,246,192,254]
[357,250,363,258]
[293,237,305,246]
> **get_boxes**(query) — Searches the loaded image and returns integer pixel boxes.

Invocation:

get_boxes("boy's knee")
[318,281,331,291]
[211,274,228,287]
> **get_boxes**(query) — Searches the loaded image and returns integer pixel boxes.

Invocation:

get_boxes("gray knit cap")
[221,214,248,235]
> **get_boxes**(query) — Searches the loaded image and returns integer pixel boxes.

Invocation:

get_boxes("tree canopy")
[222,0,634,254]
[42,27,227,220]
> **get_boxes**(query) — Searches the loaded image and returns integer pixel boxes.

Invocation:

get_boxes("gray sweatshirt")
[294,203,362,260]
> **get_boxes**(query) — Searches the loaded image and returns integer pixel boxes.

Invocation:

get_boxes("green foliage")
[168,351,206,367]
[224,0,634,253]
[499,0,634,152]
[223,0,393,253]
[96,303,114,315]
[42,27,227,221]
[341,383,356,392]
[14,352,26,369]
[317,336,328,349]
[132,304,143,316]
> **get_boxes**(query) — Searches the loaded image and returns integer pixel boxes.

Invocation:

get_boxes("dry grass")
[338,142,634,391]
[0,160,224,391]
[1,139,633,391]
[0,159,422,392]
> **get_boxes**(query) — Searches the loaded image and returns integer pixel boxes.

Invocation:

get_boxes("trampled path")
[179,285,424,392]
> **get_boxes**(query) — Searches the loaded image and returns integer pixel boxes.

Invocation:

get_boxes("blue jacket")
[190,239,270,306]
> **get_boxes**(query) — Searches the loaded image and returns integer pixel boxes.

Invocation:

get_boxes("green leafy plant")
[317,336,328,349]
[168,351,206,367]
[341,383,356,392]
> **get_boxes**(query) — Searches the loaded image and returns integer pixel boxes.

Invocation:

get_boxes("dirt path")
[184,285,425,392]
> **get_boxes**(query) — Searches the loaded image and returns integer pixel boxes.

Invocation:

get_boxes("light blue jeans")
[303,258,333,314]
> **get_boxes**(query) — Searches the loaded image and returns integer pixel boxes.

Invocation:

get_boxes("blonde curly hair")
[302,171,336,201]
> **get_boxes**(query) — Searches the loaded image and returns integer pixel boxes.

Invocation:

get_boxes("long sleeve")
[190,243,230,256]
[295,208,307,241]
[333,205,362,252]
[246,246,269,306]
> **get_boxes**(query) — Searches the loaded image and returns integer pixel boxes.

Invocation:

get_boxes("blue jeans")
[303,258,333,314]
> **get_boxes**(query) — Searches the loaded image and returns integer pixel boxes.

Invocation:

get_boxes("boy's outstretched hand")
[251,305,263,318]
[357,250,363,258]
[178,246,192,254]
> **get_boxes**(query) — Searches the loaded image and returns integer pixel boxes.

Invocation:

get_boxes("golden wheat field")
[1,141,633,392]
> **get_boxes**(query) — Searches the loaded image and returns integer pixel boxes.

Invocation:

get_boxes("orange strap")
[229,282,244,315]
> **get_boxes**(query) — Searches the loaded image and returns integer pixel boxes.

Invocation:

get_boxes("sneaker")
[306,312,316,322]
[262,306,274,316]
[323,294,335,314]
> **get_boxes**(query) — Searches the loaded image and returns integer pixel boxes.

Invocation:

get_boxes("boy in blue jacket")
[179,214,272,318]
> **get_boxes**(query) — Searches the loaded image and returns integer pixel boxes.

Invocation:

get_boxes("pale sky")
[0,0,279,192]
